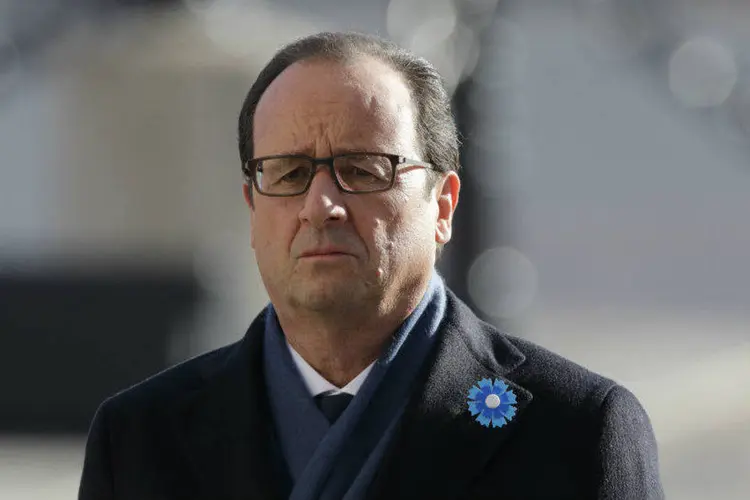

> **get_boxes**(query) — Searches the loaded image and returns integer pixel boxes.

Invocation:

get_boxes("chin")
[288,279,364,312]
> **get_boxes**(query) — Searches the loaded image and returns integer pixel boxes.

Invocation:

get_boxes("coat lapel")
[367,291,533,500]
[173,312,290,500]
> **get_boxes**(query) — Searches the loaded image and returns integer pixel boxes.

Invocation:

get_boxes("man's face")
[247,57,457,315]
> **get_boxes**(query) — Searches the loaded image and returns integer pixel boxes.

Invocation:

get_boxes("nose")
[298,166,348,228]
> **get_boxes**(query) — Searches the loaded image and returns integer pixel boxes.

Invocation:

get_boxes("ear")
[243,182,254,210]
[243,183,256,249]
[434,172,460,245]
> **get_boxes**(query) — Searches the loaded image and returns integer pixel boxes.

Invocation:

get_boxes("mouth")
[299,252,352,259]
[297,247,356,261]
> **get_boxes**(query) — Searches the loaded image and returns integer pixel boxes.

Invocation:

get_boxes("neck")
[275,280,430,387]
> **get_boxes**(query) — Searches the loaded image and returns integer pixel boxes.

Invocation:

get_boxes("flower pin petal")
[466,377,518,428]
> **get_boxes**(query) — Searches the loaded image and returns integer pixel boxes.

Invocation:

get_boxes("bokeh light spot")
[467,246,538,319]
[669,37,738,108]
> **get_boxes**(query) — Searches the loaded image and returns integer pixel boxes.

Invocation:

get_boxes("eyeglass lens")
[255,155,393,195]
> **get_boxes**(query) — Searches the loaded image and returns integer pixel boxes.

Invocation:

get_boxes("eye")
[259,158,311,186]
[350,167,377,178]
[339,156,391,182]
[279,167,308,183]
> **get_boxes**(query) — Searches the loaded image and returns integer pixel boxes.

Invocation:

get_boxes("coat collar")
[173,289,532,500]
[366,289,533,500]
[173,309,290,500]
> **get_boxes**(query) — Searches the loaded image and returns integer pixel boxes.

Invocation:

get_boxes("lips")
[298,248,353,258]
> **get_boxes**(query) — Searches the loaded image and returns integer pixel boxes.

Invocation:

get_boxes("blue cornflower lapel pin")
[467,378,517,428]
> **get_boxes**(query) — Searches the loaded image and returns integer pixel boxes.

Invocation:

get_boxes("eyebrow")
[333,146,377,154]
[275,146,386,157]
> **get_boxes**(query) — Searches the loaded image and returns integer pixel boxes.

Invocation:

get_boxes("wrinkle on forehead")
[253,57,418,158]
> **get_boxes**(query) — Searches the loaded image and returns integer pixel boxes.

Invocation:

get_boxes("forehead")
[253,57,417,156]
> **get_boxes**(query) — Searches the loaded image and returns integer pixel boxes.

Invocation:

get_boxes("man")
[79,32,663,500]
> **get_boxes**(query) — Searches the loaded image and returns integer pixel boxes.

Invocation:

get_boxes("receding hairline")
[253,53,423,153]
[239,31,460,180]
[259,52,412,98]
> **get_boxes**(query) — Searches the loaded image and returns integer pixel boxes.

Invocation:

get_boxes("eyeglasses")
[242,152,435,197]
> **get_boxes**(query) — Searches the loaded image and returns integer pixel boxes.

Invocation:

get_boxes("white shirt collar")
[286,340,375,397]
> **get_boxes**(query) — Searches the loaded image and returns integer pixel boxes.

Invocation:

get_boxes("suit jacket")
[79,289,664,500]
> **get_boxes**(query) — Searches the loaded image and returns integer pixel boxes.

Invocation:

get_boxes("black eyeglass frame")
[241,152,436,197]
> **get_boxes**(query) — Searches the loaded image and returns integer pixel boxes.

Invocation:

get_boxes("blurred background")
[1,0,748,498]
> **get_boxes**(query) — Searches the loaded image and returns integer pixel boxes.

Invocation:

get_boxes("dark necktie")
[314,392,354,424]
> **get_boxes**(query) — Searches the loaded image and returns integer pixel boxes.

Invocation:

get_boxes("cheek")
[371,198,427,256]
[363,196,402,250]
[393,200,439,256]
[368,218,394,256]
[252,205,297,254]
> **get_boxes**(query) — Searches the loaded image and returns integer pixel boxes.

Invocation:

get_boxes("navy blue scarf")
[263,273,447,500]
